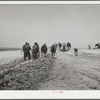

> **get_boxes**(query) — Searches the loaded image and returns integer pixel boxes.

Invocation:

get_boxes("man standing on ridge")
[41,44,48,57]
[32,42,40,59]
[22,42,31,60]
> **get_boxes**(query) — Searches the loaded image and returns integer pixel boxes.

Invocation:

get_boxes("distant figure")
[41,44,48,57]
[74,48,78,56]
[32,42,40,59]
[88,44,91,49]
[95,43,100,49]
[23,42,31,60]
[69,42,71,48]
[36,42,40,58]
[63,43,66,52]
[67,42,71,50]
[50,44,57,58]
[58,43,62,50]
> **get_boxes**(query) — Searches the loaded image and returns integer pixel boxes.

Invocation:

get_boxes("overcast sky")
[0,4,100,48]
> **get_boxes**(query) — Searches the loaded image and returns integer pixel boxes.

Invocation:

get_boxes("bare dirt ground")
[0,54,54,90]
[0,49,100,90]
[39,49,100,90]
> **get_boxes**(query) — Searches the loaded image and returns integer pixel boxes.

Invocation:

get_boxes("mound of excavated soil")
[0,54,54,90]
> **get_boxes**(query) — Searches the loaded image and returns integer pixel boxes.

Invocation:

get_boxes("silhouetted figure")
[74,48,78,56]
[32,42,40,59]
[62,43,66,52]
[41,44,47,57]
[95,43,100,49]
[36,42,40,58]
[58,43,62,50]
[67,42,71,50]
[50,44,57,58]
[23,42,31,60]
[88,44,91,49]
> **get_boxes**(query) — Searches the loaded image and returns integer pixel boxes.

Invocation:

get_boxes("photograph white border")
[0,1,100,99]
[0,1,100,4]
[0,90,100,99]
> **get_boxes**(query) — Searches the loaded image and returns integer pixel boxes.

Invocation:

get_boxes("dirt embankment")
[0,54,54,90]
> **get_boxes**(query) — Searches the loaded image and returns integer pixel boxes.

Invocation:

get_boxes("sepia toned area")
[0,4,100,90]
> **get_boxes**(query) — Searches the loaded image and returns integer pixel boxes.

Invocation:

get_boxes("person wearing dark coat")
[50,44,56,58]
[58,43,62,50]
[63,43,66,52]
[41,44,48,57]
[88,44,91,49]
[23,42,31,60]
[67,42,71,50]
[74,48,78,56]
[35,42,40,58]
[32,42,40,59]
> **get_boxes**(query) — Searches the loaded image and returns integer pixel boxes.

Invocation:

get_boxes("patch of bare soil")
[0,54,54,90]
[39,50,100,90]
[1,49,100,90]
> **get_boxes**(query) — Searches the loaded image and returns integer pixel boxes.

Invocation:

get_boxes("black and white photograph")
[0,2,100,92]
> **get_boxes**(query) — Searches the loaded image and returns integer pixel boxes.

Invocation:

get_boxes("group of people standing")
[22,42,47,60]
[58,42,78,56]
[22,42,57,60]
[22,41,80,61]
[58,42,71,51]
